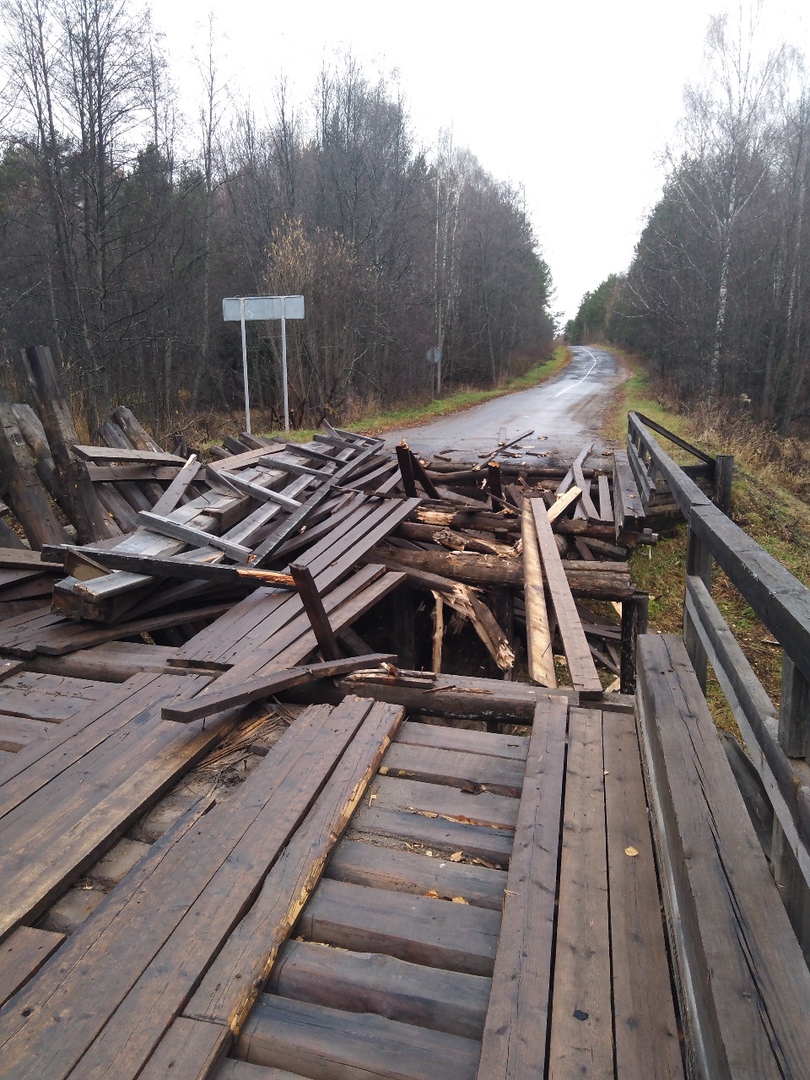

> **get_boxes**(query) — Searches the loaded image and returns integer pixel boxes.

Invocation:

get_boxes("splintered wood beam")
[150,455,200,516]
[521,501,556,688]
[111,406,163,453]
[67,548,296,588]
[161,654,395,722]
[395,444,418,497]
[547,486,582,524]
[290,563,343,661]
[407,449,440,499]
[530,500,602,699]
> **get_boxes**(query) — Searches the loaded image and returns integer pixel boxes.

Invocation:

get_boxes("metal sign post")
[223,295,305,433]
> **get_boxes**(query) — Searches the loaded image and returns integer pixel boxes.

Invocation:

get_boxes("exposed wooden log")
[110,406,163,452]
[0,388,70,549]
[22,345,118,543]
[366,544,633,600]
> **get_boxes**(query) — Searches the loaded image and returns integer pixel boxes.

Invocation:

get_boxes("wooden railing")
[628,411,810,957]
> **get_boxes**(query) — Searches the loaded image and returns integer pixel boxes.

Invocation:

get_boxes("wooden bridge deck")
[0,684,685,1080]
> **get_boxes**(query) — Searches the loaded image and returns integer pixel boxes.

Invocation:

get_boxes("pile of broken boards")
[0,372,669,1078]
[0,392,655,731]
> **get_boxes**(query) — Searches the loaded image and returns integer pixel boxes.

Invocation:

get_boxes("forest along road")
[383,346,627,466]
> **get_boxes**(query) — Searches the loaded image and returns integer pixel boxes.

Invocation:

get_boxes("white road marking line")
[554,348,598,398]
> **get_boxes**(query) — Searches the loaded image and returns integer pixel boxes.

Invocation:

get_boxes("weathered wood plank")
[0,927,64,1007]
[395,721,529,760]
[547,706,613,1078]
[325,839,507,910]
[367,773,519,830]
[183,701,404,1036]
[379,741,524,796]
[637,634,810,1079]
[603,707,683,1079]
[268,939,490,1040]
[522,500,556,687]
[347,803,513,866]
[0,700,374,1078]
[530,499,602,697]
[234,996,481,1080]
[476,695,568,1079]
[296,877,500,976]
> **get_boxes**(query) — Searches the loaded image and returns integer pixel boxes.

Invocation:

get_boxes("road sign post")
[222,295,305,433]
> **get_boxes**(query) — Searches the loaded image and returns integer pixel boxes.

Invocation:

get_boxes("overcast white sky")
[152,0,810,324]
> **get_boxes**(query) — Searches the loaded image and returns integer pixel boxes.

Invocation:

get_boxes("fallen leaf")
[625,846,639,857]
[452,896,469,904]
[425,890,440,899]
[449,851,464,862]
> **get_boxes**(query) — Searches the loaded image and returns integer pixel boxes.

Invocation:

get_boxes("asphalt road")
[384,346,626,466]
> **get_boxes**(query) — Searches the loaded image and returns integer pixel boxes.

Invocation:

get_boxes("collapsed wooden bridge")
[0,349,809,1079]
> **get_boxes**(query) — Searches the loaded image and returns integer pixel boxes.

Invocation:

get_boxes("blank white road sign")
[222,296,304,321]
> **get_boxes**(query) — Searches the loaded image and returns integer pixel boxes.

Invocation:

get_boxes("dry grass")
[599,348,810,739]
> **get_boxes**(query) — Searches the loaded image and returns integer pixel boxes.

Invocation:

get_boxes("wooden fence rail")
[629,412,810,959]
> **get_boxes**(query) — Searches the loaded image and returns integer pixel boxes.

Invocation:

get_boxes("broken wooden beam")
[161,655,395,722]
[521,500,556,688]
[530,500,602,698]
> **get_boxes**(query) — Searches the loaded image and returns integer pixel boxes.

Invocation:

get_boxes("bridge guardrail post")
[684,509,711,691]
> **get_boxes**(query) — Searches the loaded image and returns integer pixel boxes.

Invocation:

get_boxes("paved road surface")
[384,346,626,467]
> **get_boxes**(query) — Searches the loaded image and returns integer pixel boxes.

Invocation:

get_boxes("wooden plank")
[0,795,215,1054]
[603,707,683,1079]
[530,499,602,697]
[325,838,507,910]
[395,721,529,761]
[268,939,490,1040]
[218,1061,307,1080]
[137,1017,229,1080]
[683,574,810,892]
[150,454,200,516]
[0,677,234,940]
[613,449,646,534]
[73,445,187,465]
[637,634,810,1078]
[597,472,613,522]
[368,774,518,830]
[296,877,500,976]
[235,996,481,1080]
[162,655,393,722]
[348,804,513,866]
[289,563,342,660]
[0,700,375,1078]
[547,707,613,1078]
[379,741,524,796]
[0,715,56,752]
[521,501,556,687]
[136,510,254,563]
[217,471,303,512]
[476,695,568,1079]
[184,701,403,1036]
[0,927,64,1007]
